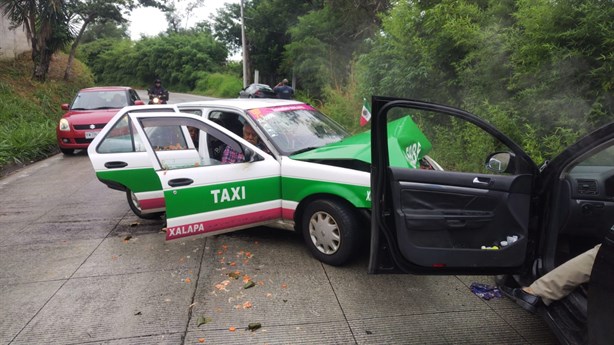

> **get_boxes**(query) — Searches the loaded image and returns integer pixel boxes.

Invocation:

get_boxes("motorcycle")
[148,91,169,105]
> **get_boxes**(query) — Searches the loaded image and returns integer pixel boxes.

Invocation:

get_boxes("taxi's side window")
[146,126,188,151]
[97,114,145,153]
[140,121,225,170]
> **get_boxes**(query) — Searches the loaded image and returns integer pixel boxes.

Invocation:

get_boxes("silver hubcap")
[308,211,340,255]
[130,191,143,212]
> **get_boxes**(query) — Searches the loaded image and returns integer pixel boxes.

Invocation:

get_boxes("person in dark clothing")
[147,78,169,104]
[273,79,294,99]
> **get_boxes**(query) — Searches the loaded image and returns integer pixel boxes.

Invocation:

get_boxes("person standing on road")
[274,79,294,99]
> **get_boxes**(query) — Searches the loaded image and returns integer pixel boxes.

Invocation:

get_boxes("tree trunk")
[64,18,92,81]
[33,47,53,82]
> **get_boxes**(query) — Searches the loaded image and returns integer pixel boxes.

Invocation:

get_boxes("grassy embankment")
[0,53,93,175]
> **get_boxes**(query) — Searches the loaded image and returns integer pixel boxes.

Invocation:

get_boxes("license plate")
[85,131,99,139]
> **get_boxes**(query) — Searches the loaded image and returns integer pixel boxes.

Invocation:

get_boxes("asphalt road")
[0,95,559,344]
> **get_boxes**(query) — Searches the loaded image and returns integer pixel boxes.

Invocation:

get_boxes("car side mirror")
[134,100,145,106]
[61,103,69,111]
[485,152,515,173]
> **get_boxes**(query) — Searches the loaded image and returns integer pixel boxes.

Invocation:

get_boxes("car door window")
[208,111,245,137]
[96,114,146,153]
[138,117,248,169]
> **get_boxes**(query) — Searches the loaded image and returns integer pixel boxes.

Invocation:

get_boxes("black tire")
[301,199,361,266]
[60,148,74,155]
[126,190,164,219]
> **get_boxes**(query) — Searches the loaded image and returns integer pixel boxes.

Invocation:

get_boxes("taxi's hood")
[62,108,120,125]
[291,116,432,169]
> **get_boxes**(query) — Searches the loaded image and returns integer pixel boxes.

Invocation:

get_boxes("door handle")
[104,161,128,169]
[168,178,194,187]
[473,177,491,186]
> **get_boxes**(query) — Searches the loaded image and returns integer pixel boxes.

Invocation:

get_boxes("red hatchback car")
[57,86,145,154]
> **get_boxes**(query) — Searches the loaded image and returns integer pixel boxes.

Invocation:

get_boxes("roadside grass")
[192,72,243,98]
[0,53,93,173]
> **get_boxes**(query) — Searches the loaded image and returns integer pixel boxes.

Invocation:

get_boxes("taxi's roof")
[177,98,304,111]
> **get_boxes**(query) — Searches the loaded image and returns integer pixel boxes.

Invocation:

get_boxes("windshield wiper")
[71,107,87,110]
[291,147,319,155]
[92,106,115,110]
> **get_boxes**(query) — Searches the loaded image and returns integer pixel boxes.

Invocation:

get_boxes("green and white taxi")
[88,99,437,265]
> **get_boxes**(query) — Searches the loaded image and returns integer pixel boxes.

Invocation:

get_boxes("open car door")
[368,97,540,275]
[130,112,281,240]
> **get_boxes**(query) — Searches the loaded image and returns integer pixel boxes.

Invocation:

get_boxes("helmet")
[155,78,161,83]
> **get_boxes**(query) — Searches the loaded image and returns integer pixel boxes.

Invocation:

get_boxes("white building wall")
[0,15,30,60]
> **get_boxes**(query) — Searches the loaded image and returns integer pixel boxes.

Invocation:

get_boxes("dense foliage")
[355,0,613,163]
[78,30,229,91]
[4,0,611,169]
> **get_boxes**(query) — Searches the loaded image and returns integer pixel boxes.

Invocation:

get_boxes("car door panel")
[158,162,281,240]
[390,167,531,268]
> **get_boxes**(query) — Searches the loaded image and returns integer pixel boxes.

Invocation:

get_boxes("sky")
[128,0,240,40]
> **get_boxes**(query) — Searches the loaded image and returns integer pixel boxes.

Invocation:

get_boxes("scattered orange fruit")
[198,338,205,343]
[185,278,192,283]
[229,326,236,332]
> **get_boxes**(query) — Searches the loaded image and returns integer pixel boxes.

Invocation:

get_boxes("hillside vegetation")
[0,53,93,175]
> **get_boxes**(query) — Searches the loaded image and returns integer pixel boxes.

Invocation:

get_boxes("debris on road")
[469,282,502,300]
[247,322,261,331]
[197,316,212,327]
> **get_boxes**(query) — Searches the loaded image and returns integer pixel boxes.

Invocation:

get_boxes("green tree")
[1,0,71,81]
[63,0,167,81]
[80,21,129,43]
[79,30,228,90]
[510,0,614,131]
[285,0,389,98]
[210,0,318,85]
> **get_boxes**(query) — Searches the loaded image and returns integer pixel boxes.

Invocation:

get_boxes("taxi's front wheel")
[301,199,360,266]
[126,190,164,220]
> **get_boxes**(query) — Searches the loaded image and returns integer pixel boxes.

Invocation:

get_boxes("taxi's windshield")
[250,106,349,155]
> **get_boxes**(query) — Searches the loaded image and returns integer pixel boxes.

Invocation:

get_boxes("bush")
[193,72,243,98]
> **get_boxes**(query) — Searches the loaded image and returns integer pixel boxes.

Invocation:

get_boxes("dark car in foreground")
[238,83,277,99]
[369,96,614,345]
[56,86,144,154]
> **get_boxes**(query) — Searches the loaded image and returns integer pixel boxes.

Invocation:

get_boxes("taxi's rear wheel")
[126,190,163,220]
[301,199,360,266]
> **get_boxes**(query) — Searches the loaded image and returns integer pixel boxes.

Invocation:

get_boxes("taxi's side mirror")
[134,100,145,106]
[61,103,70,111]
[485,152,515,173]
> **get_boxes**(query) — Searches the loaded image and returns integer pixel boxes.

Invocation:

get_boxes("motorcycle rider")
[148,78,169,104]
